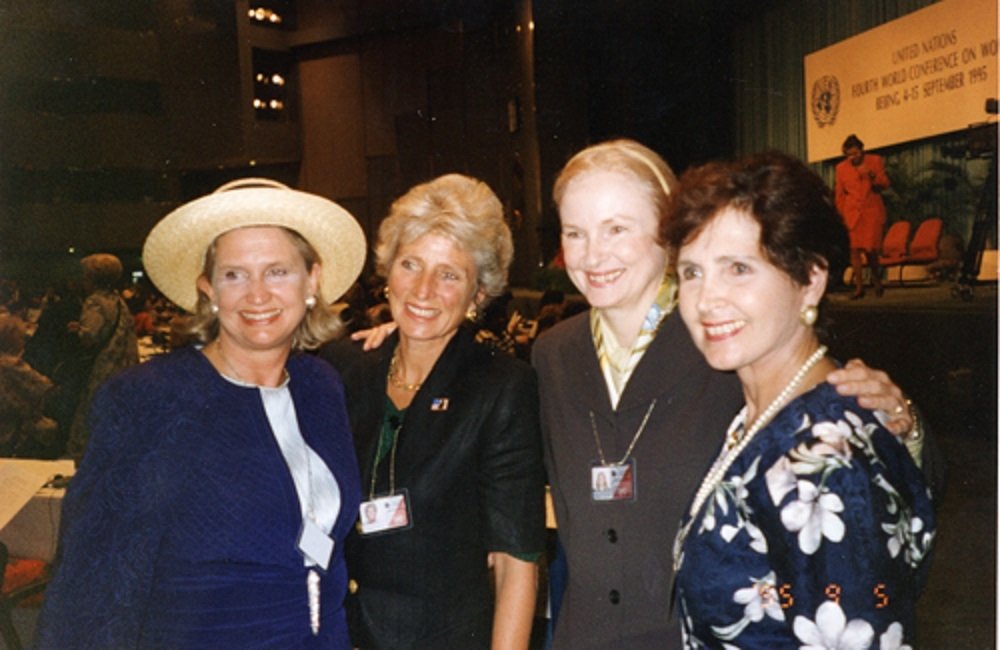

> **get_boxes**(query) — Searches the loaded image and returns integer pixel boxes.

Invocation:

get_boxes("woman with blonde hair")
[321,173,545,649]
[38,179,366,648]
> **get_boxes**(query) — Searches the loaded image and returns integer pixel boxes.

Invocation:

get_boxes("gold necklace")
[388,349,422,392]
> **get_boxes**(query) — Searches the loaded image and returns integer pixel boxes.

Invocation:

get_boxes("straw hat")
[143,178,366,312]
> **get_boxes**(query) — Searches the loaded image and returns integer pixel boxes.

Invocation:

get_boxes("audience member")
[64,254,139,461]
[0,314,58,457]
[22,280,87,456]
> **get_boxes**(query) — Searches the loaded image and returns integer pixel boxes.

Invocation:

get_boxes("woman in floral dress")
[664,151,935,649]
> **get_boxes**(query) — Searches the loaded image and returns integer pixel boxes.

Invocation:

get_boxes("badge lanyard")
[359,413,413,535]
[589,399,656,502]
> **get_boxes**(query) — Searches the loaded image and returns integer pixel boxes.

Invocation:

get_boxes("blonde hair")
[180,226,343,350]
[553,139,678,239]
[375,174,513,305]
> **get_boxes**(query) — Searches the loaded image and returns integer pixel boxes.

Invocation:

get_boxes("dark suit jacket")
[320,326,546,649]
[533,311,742,649]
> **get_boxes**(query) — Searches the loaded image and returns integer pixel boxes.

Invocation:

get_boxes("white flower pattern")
[676,385,934,649]
[878,622,912,650]
[794,601,874,649]
[780,480,845,555]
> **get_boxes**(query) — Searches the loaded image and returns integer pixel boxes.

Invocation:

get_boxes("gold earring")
[466,305,478,321]
[800,305,818,327]
[383,285,390,300]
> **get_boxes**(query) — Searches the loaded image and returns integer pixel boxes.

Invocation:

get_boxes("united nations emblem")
[811,75,840,128]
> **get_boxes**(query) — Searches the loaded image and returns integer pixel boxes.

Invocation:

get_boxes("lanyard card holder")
[591,459,637,502]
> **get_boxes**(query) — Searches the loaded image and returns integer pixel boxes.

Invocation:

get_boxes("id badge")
[358,489,413,535]
[591,459,636,502]
[298,518,334,571]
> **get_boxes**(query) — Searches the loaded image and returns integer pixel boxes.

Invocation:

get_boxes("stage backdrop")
[805,0,997,162]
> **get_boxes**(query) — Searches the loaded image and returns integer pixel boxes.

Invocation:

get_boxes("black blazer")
[320,325,546,649]
[533,311,742,649]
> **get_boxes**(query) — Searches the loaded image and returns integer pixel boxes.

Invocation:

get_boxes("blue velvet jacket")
[36,346,361,649]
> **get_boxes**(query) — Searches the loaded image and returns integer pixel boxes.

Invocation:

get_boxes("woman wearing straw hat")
[37,179,367,649]
[320,174,545,649]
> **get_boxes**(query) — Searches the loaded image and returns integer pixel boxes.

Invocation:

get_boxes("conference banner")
[805,0,997,162]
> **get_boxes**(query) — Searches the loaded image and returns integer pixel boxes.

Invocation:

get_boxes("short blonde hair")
[553,139,678,240]
[375,174,513,305]
[180,226,343,350]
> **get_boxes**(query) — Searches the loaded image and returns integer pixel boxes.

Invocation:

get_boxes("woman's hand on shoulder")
[350,321,397,351]
[826,359,912,435]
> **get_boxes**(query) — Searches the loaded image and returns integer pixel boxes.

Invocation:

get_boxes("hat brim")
[142,181,366,313]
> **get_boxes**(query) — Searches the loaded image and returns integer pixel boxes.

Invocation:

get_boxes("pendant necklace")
[672,345,828,571]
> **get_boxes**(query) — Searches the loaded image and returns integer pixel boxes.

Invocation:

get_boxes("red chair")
[879,221,912,284]
[0,542,49,650]
[900,217,944,281]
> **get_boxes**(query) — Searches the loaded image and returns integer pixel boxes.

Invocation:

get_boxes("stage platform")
[826,280,996,649]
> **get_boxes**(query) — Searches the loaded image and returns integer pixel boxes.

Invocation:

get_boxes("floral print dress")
[673,382,935,649]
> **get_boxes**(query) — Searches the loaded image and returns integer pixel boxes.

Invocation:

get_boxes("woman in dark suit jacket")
[320,174,545,649]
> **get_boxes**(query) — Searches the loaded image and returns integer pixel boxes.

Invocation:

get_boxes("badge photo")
[359,490,413,535]
[591,459,637,502]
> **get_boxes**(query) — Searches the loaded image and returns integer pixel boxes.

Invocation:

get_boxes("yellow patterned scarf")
[591,277,676,408]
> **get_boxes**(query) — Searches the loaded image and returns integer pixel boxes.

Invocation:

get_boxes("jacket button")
[606,528,617,543]
[348,579,359,594]
[609,589,620,604]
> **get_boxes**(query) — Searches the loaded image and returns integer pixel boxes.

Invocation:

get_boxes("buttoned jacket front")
[533,311,742,649]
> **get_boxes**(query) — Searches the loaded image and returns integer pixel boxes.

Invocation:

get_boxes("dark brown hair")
[841,134,864,153]
[664,150,848,288]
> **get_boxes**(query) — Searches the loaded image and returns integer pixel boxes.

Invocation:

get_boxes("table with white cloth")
[0,459,72,562]
[0,486,65,562]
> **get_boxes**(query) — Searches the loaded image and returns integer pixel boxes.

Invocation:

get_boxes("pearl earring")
[800,305,818,327]
[210,303,220,315]
[305,295,317,309]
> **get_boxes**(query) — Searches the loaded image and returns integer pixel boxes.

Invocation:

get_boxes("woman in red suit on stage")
[835,134,891,299]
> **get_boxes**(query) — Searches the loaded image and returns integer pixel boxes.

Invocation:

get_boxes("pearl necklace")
[388,349,423,392]
[672,345,828,571]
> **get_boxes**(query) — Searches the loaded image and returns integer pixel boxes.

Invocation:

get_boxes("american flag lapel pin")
[430,397,449,412]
